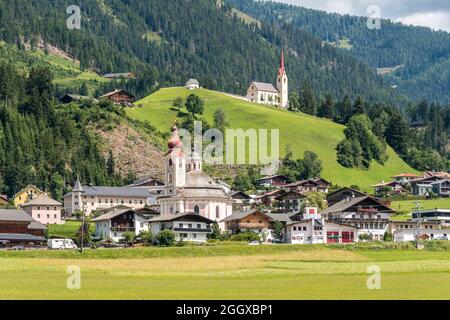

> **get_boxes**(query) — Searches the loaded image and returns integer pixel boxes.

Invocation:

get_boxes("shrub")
[156,229,176,246]
[138,231,153,246]
[229,232,260,242]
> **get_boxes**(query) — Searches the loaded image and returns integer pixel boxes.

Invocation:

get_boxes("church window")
[216,206,220,219]
[169,159,173,167]
[194,205,200,214]
[170,206,174,214]
[169,174,173,184]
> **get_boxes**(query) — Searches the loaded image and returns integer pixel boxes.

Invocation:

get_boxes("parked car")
[434,236,449,241]
[11,245,25,251]
[48,239,78,250]
[248,241,261,246]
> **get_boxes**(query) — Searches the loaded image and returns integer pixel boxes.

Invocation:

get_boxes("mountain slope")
[127,88,417,189]
[228,0,450,104]
[0,0,395,102]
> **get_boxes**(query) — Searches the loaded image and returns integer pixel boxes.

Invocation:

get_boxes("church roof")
[179,170,230,199]
[251,82,279,93]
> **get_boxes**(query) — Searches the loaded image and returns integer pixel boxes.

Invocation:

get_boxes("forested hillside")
[228,0,450,104]
[0,0,395,102]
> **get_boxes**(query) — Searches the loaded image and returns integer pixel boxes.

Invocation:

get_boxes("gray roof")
[22,194,62,207]
[221,209,291,223]
[147,213,214,224]
[320,196,393,215]
[167,170,230,199]
[0,233,45,242]
[186,79,199,85]
[91,208,133,222]
[251,82,279,93]
[27,221,47,230]
[0,209,35,222]
[65,186,152,198]
[73,179,84,193]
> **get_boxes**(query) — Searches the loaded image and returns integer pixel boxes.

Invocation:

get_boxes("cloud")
[275,0,450,31]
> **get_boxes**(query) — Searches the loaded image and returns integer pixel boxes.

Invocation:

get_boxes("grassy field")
[1,244,450,300]
[47,221,96,239]
[127,88,417,190]
[391,198,450,221]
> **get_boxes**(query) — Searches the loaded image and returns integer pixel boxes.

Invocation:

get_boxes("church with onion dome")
[158,125,234,229]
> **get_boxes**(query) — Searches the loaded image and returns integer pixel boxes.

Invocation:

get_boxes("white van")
[48,239,78,250]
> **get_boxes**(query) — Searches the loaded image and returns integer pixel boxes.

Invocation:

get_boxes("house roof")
[27,221,47,230]
[99,89,134,99]
[320,196,393,215]
[103,72,135,79]
[13,185,44,199]
[64,186,152,198]
[0,194,7,201]
[0,209,35,222]
[0,233,46,242]
[326,187,367,199]
[372,181,402,188]
[92,209,133,222]
[230,191,252,199]
[147,212,214,224]
[251,82,279,93]
[256,175,288,182]
[392,173,422,178]
[186,79,199,85]
[275,190,306,200]
[22,194,62,207]
[221,209,290,223]
[127,176,164,187]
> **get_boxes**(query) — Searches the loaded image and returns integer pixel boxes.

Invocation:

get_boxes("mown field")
[1,244,450,300]
[127,88,416,190]
[391,198,450,221]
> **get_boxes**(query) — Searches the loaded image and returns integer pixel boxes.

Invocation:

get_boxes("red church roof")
[278,51,286,76]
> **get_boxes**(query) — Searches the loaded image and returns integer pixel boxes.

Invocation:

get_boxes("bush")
[138,231,153,246]
[229,232,260,242]
[156,229,176,246]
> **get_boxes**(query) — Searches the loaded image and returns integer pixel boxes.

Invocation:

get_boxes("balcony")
[111,227,135,232]
[173,228,212,233]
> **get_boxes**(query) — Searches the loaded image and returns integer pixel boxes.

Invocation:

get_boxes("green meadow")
[127,88,416,190]
[1,244,450,300]
[391,198,450,221]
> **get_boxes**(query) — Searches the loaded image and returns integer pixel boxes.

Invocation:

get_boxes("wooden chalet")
[0,209,47,246]
[283,178,330,193]
[99,89,135,107]
[255,175,289,188]
[275,190,306,213]
[221,209,290,235]
[326,187,367,207]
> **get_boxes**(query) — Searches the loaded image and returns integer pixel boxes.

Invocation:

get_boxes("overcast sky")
[275,0,450,32]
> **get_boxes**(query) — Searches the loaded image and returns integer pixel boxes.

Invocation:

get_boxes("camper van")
[48,239,78,250]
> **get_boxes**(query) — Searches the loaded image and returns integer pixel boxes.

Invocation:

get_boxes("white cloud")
[275,0,450,31]
[395,11,450,32]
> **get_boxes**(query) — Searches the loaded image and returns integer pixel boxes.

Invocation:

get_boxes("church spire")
[279,51,285,75]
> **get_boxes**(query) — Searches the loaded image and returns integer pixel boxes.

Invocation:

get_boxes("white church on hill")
[246,52,289,108]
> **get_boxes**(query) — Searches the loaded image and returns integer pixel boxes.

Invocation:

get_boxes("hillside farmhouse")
[13,185,45,208]
[99,89,134,106]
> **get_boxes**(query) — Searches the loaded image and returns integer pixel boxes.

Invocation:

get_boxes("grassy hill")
[127,88,417,189]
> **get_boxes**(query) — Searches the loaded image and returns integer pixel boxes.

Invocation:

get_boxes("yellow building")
[13,185,45,208]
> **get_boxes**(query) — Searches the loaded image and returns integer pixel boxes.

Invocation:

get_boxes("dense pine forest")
[0,0,396,102]
[0,62,134,200]
[228,0,450,104]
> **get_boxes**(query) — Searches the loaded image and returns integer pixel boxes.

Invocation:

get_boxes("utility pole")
[80,209,85,254]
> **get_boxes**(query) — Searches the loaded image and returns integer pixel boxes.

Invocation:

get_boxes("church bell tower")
[164,125,186,196]
[276,51,289,108]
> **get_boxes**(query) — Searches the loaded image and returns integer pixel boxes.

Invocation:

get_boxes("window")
[169,159,173,167]
[193,234,197,239]
[37,214,40,218]
[216,206,220,219]
[54,214,57,219]
[188,224,192,229]
[47,214,50,218]
[197,224,201,229]
[194,205,200,215]
[37,206,41,210]
[47,207,50,210]
[179,223,183,228]
[303,227,307,231]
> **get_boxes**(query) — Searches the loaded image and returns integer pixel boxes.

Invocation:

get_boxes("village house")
[320,195,394,241]
[255,175,289,188]
[246,52,288,108]
[326,187,367,207]
[410,175,445,196]
[372,181,408,196]
[22,194,64,225]
[431,179,450,198]
[285,208,358,245]
[157,125,234,230]
[0,209,47,246]
[221,209,290,241]
[388,220,448,242]
[13,185,45,208]
[148,213,214,243]
[230,191,253,212]
[412,209,450,226]
[92,207,158,242]
[99,89,134,107]
[391,173,422,185]
[255,189,286,207]
[275,190,306,213]
[283,178,330,194]
[64,180,157,216]
[185,79,200,90]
